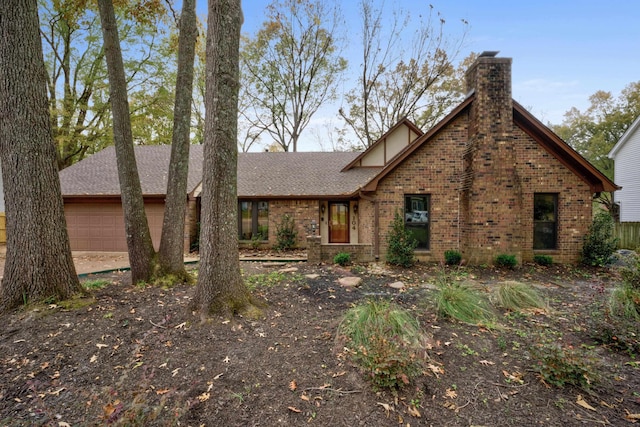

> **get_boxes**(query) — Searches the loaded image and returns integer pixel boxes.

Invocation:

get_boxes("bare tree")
[339,1,469,146]
[157,0,198,279]
[97,0,156,283]
[241,0,347,152]
[191,0,256,317]
[0,0,83,310]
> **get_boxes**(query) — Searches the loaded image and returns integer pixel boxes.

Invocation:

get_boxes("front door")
[329,202,349,243]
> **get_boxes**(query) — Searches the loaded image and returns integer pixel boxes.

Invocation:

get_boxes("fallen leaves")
[289,380,297,391]
[576,394,596,411]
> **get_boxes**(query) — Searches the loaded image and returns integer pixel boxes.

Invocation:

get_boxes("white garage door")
[65,202,165,252]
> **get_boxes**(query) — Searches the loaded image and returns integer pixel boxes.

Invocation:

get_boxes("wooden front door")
[329,202,349,243]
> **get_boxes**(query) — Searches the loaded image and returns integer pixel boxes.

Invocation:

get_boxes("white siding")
[614,127,640,221]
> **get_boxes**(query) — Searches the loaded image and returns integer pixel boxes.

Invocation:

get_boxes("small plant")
[245,271,286,291]
[609,285,640,321]
[250,233,263,250]
[386,209,417,267]
[82,279,111,290]
[581,211,618,266]
[444,250,462,266]
[338,300,428,391]
[533,254,553,266]
[529,343,596,389]
[495,254,517,269]
[435,274,494,325]
[493,281,546,311]
[333,252,351,266]
[274,214,298,251]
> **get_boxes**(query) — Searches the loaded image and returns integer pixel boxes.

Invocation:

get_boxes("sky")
[236,0,640,151]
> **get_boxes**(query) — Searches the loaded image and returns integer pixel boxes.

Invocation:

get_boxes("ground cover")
[0,261,639,426]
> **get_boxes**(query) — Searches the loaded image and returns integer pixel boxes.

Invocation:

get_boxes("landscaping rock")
[338,276,362,288]
[279,267,299,273]
[305,274,320,279]
[388,281,405,290]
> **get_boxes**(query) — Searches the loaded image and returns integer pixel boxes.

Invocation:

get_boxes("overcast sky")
[234,0,640,150]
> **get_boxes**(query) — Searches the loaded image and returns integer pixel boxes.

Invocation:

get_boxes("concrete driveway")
[0,248,199,278]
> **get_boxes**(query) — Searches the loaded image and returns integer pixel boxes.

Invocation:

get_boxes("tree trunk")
[0,0,83,311]
[157,0,198,280]
[191,0,254,317]
[97,0,156,283]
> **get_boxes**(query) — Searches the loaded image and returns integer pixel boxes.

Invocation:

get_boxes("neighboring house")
[59,53,617,264]
[608,115,640,221]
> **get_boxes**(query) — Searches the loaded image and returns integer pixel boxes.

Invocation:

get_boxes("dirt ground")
[0,259,639,426]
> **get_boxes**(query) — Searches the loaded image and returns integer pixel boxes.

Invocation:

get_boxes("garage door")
[65,202,165,251]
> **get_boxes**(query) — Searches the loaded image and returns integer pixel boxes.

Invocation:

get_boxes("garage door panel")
[65,202,165,252]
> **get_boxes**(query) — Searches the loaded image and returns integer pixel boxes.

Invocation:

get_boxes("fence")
[0,213,5,244]
[615,222,640,250]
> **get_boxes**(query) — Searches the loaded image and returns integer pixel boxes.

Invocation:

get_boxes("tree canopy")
[240,0,347,152]
[553,81,640,181]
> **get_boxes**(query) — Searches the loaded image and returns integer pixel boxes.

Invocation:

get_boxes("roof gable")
[342,118,423,171]
[512,102,618,193]
[608,114,640,159]
[357,95,618,194]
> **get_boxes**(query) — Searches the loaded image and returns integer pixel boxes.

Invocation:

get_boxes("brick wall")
[362,55,593,265]
[266,199,319,248]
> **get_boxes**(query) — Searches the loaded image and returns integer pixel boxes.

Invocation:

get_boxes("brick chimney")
[461,52,523,264]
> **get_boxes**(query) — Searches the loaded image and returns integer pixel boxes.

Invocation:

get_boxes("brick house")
[59,53,617,264]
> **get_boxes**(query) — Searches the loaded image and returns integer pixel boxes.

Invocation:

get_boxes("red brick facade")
[242,55,612,265]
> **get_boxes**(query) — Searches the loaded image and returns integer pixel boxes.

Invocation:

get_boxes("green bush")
[581,211,618,267]
[274,214,298,251]
[386,210,417,267]
[493,281,546,311]
[444,250,462,266]
[533,254,553,266]
[495,254,517,269]
[333,252,351,266]
[338,300,427,391]
[529,343,596,389]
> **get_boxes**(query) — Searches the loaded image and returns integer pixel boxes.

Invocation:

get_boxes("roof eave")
[513,102,620,193]
[608,115,640,159]
[359,94,475,192]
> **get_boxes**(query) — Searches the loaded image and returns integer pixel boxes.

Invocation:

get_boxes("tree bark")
[0,0,83,310]
[191,0,254,316]
[97,0,156,283]
[157,0,198,280]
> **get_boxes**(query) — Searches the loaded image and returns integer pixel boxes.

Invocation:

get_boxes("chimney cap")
[479,51,500,58]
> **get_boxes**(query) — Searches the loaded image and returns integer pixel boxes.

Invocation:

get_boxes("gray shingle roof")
[59,146,381,198]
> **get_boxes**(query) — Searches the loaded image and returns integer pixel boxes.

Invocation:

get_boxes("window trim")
[533,193,558,250]
[238,200,269,241]
[404,194,430,251]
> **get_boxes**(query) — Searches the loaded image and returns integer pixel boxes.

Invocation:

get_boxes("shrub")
[529,343,596,389]
[333,252,351,266]
[274,214,297,251]
[533,254,553,266]
[444,250,462,266]
[609,285,640,320]
[435,275,494,324]
[493,281,546,311]
[495,254,517,269]
[386,210,417,267]
[581,211,618,267]
[338,300,428,391]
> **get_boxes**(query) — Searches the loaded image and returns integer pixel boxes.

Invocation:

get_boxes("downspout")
[359,191,379,260]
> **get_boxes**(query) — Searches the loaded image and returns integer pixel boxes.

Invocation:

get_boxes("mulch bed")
[0,261,638,426]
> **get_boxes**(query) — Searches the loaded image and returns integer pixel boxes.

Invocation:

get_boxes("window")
[533,193,557,250]
[239,200,269,240]
[404,195,430,250]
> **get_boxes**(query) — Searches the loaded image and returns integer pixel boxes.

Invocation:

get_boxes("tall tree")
[98,0,156,283]
[39,0,170,168]
[339,1,469,147]
[157,0,198,279]
[0,0,83,310]
[241,0,347,152]
[554,81,640,181]
[191,0,255,317]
